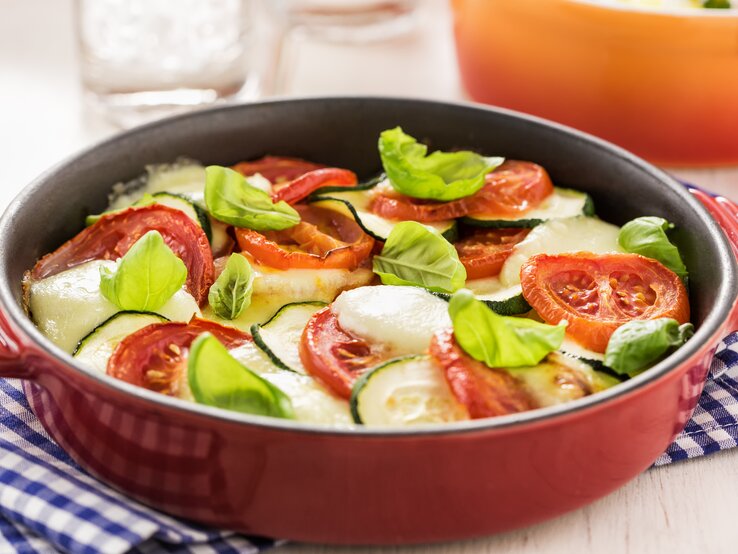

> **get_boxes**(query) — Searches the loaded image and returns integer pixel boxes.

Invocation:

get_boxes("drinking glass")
[75,0,257,128]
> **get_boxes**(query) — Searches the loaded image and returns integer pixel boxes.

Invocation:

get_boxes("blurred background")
[0,0,457,207]
[1,0,737,203]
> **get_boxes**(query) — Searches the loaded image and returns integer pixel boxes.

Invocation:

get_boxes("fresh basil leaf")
[604,318,694,376]
[99,230,187,311]
[205,165,299,231]
[378,127,503,201]
[618,217,688,280]
[208,254,254,320]
[449,289,566,368]
[85,193,157,226]
[188,333,294,418]
[373,221,466,293]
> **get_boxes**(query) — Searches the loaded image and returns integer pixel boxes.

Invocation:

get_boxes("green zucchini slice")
[558,338,606,367]
[73,311,169,372]
[557,338,627,381]
[466,280,530,316]
[433,280,531,316]
[350,355,469,426]
[144,162,206,197]
[147,192,212,241]
[250,301,327,374]
[310,185,457,241]
[461,187,594,228]
[505,352,619,408]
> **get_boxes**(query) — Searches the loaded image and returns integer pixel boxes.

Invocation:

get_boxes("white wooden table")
[1,1,737,552]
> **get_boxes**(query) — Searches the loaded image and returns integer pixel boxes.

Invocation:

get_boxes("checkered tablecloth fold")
[654,332,738,465]
[0,379,273,554]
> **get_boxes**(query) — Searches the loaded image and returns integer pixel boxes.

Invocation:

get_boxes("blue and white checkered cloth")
[1,334,738,552]
[0,378,278,553]
[654,332,738,465]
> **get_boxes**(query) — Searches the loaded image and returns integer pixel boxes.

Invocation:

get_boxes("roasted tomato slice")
[369,161,553,223]
[271,168,357,205]
[520,252,690,353]
[370,189,472,222]
[300,307,385,399]
[31,205,214,304]
[429,328,535,418]
[107,318,250,396]
[235,205,374,270]
[465,160,554,218]
[455,228,530,280]
[231,156,324,184]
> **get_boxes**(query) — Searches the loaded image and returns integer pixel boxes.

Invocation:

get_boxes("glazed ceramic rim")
[570,0,738,16]
[2,96,735,437]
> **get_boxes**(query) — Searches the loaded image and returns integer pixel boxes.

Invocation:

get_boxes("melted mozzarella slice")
[499,216,622,287]
[203,265,375,330]
[229,340,286,375]
[355,356,468,426]
[229,342,353,426]
[29,260,200,353]
[331,285,451,356]
[261,372,353,426]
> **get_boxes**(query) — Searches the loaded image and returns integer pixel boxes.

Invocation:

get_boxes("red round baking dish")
[0,97,736,544]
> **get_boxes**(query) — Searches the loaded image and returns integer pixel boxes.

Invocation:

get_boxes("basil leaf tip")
[188,333,294,418]
[378,127,503,202]
[618,216,688,281]
[449,289,566,368]
[372,221,466,293]
[208,254,254,320]
[604,318,694,377]
[205,165,300,231]
[99,230,187,312]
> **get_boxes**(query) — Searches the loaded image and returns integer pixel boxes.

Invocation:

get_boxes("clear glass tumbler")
[75,0,257,128]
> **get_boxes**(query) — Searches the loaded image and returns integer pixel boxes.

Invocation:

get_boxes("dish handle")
[689,186,738,331]
[0,310,32,379]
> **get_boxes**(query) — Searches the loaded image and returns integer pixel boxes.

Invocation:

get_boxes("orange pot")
[452,0,738,166]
